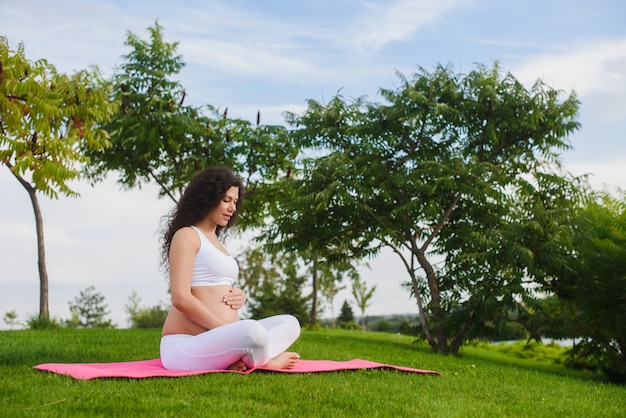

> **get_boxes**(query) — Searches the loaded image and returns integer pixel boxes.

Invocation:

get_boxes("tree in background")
[283,63,583,354]
[84,22,228,202]
[0,37,116,321]
[3,310,19,330]
[259,164,366,328]
[319,264,349,329]
[124,290,168,328]
[84,22,297,229]
[511,294,582,344]
[67,286,115,328]
[238,247,311,326]
[337,300,357,330]
[352,276,377,331]
[554,192,626,383]
[226,112,298,230]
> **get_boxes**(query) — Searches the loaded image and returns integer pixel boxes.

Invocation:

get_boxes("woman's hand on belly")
[192,286,240,323]
[222,287,246,310]
[162,285,240,336]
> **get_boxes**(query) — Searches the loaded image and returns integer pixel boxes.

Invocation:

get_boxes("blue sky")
[1,0,625,328]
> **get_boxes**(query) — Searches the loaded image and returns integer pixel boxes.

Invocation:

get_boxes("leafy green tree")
[0,37,115,320]
[238,247,310,326]
[555,192,626,383]
[67,286,115,328]
[352,276,377,331]
[259,166,365,327]
[84,22,228,201]
[124,290,168,328]
[84,23,296,229]
[512,294,582,343]
[3,310,19,329]
[282,63,582,354]
[376,319,392,332]
[319,264,349,328]
[337,300,357,330]
[226,113,299,229]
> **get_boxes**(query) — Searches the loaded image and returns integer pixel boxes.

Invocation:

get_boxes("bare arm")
[168,227,228,330]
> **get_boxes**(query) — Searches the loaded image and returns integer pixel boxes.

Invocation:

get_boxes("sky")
[1,0,625,329]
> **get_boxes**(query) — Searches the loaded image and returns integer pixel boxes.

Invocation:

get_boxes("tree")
[238,247,311,326]
[282,63,582,354]
[337,300,357,329]
[84,23,297,229]
[259,165,366,327]
[319,264,349,329]
[554,192,626,383]
[352,276,377,331]
[67,286,115,328]
[512,294,582,344]
[3,310,19,329]
[124,290,168,328]
[0,37,116,320]
[84,22,227,202]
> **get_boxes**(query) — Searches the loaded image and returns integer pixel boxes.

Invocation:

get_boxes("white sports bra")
[189,226,238,287]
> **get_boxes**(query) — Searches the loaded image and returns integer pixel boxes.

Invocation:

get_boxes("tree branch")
[143,164,178,203]
[421,192,461,252]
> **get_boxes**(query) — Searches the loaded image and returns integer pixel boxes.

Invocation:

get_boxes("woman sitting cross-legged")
[159,166,300,371]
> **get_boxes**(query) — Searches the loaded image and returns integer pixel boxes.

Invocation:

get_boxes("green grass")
[1,328,624,417]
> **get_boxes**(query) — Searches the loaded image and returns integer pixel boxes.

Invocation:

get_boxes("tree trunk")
[414,249,449,353]
[390,241,436,347]
[309,249,319,328]
[408,273,434,343]
[330,295,336,329]
[9,167,49,319]
[32,190,49,320]
[413,193,461,353]
[448,316,475,355]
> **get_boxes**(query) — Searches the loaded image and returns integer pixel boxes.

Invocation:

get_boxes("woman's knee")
[238,319,269,348]
[287,314,301,328]
[282,314,301,337]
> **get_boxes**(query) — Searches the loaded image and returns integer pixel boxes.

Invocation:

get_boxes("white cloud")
[180,38,322,82]
[3,0,136,75]
[565,158,626,194]
[347,0,471,52]
[511,38,626,122]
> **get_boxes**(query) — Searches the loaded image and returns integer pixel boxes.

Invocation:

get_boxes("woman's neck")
[193,219,217,236]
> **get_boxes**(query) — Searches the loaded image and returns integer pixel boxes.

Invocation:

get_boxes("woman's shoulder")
[171,226,201,248]
[173,225,197,236]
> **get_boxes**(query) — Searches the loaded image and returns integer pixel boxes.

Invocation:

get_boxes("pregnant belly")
[192,285,240,323]
[162,285,239,336]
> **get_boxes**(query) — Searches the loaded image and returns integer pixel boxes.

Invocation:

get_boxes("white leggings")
[160,314,301,370]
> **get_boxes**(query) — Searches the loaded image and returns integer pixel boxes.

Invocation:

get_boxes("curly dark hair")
[160,166,244,269]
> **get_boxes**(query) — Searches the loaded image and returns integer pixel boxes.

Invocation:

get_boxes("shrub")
[25,314,61,330]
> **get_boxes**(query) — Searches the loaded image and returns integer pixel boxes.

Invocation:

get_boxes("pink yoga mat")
[34,358,441,380]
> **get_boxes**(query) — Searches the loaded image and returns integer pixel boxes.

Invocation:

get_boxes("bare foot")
[265,352,300,369]
[226,359,248,372]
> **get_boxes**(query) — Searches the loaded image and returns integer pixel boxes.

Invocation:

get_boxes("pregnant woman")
[159,166,301,371]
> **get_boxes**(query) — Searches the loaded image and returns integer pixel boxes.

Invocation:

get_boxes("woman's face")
[207,186,239,227]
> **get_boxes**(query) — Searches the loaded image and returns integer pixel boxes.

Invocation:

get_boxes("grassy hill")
[1,328,624,417]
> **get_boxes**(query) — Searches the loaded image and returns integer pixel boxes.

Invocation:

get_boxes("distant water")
[495,338,577,347]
